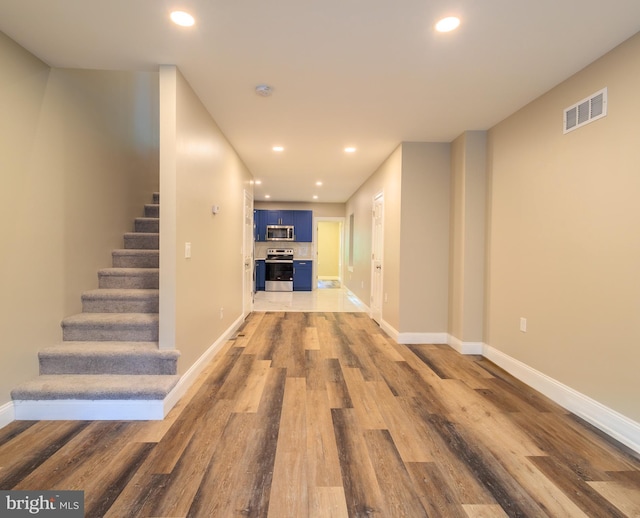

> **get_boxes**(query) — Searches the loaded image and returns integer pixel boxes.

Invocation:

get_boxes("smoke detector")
[255,84,273,97]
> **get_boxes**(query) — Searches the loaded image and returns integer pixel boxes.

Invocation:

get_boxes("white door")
[243,190,254,318]
[371,193,384,324]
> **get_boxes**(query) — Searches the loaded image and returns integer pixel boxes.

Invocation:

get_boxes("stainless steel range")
[265,248,294,292]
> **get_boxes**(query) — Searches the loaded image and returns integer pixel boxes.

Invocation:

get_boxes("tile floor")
[253,286,367,312]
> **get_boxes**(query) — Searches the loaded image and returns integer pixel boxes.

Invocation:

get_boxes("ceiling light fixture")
[272,146,284,152]
[313,195,318,200]
[315,181,323,186]
[435,16,460,32]
[255,180,262,185]
[255,84,273,97]
[265,194,271,199]
[170,11,195,27]
[344,147,356,153]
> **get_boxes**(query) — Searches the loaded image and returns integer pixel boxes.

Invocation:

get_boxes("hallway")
[0,312,639,517]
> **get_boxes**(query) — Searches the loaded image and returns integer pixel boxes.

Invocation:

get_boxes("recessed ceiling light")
[265,194,271,199]
[344,147,356,153]
[170,11,195,27]
[435,16,460,32]
[315,181,323,186]
[255,180,262,185]
[272,146,284,152]
[313,195,318,200]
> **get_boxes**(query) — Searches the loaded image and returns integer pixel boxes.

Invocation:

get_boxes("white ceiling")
[2,1,640,202]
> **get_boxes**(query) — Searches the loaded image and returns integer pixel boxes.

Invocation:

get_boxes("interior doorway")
[315,219,343,289]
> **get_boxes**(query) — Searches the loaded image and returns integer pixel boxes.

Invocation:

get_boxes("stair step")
[145,204,159,218]
[82,289,158,313]
[134,217,159,233]
[98,268,159,289]
[112,249,159,268]
[11,374,179,400]
[124,232,158,250]
[61,313,159,341]
[39,342,178,375]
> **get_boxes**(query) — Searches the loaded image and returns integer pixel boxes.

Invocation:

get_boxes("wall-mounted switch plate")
[520,317,527,332]
[185,242,191,259]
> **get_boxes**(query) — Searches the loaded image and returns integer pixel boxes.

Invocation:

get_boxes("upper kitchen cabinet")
[294,210,313,242]
[254,209,313,242]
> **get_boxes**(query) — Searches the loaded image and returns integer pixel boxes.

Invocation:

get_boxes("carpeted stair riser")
[145,204,159,218]
[98,268,159,289]
[39,342,178,375]
[62,313,159,342]
[134,217,159,233]
[82,289,158,313]
[124,232,159,250]
[112,249,159,268]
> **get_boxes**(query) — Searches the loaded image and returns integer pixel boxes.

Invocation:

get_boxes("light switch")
[185,242,191,258]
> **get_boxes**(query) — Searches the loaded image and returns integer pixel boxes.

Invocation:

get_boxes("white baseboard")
[447,334,484,355]
[0,401,15,428]
[164,313,245,413]
[482,344,640,454]
[13,399,167,421]
[397,331,448,344]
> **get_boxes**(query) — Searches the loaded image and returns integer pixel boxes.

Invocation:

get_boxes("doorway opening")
[315,219,343,290]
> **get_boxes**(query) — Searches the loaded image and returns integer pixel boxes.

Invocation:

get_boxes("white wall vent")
[563,87,607,134]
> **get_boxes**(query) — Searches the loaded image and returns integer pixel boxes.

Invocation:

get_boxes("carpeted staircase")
[11,193,180,419]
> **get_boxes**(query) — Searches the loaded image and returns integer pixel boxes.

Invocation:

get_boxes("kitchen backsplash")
[255,242,313,260]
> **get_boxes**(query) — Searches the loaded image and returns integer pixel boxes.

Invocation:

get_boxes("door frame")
[242,189,254,318]
[370,192,384,323]
[313,216,345,290]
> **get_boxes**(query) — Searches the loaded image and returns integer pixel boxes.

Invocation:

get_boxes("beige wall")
[486,32,640,421]
[345,145,402,328]
[317,222,341,278]
[449,132,486,343]
[399,142,450,334]
[345,143,450,335]
[254,201,345,217]
[0,32,159,406]
[160,66,253,372]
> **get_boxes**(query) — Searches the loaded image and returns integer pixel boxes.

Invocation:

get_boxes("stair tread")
[98,268,159,275]
[112,249,159,254]
[82,289,158,299]
[123,232,159,236]
[40,342,178,358]
[12,374,179,400]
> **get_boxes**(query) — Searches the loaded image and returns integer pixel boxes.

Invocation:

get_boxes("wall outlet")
[520,317,527,332]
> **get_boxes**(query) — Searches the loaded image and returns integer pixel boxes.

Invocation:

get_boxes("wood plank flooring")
[1,311,639,517]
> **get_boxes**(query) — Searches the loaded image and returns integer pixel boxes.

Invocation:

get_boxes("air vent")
[564,87,607,134]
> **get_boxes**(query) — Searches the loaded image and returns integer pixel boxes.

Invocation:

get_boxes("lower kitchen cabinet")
[255,260,265,291]
[293,260,312,291]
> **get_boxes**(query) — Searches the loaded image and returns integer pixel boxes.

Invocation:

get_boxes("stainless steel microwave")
[266,225,294,241]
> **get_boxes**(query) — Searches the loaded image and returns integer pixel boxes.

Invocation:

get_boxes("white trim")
[447,334,484,355]
[163,313,245,413]
[483,344,640,454]
[13,399,167,421]
[0,401,15,428]
[6,314,246,425]
[397,332,448,344]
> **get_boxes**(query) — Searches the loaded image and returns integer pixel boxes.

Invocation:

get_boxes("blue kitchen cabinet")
[294,210,313,242]
[255,260,265,291]
[293,260,312,291]
[254,209,312,242]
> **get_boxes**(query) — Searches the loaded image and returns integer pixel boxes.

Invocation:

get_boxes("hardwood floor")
[1,312,639,517]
